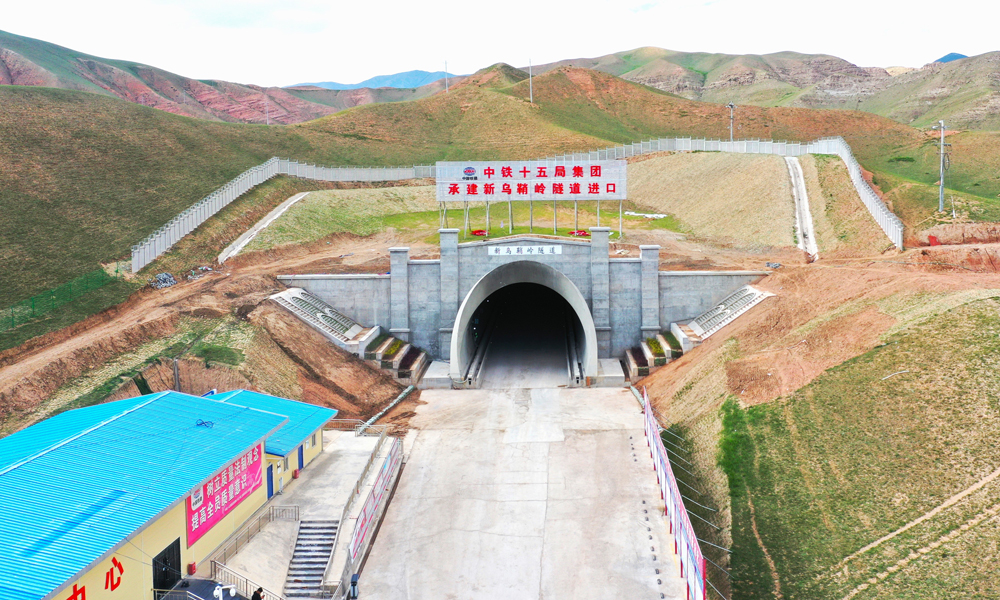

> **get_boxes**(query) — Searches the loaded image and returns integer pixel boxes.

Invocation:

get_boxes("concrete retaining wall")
[277,275,391,330]
[658,271,767,327]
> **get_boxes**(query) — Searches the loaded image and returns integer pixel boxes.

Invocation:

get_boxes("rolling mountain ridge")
[529,47,1000,129]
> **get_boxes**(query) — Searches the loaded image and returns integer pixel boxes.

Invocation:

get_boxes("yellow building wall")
[52,429,327,600]
[266,427,325,496]
[50,458,268,600]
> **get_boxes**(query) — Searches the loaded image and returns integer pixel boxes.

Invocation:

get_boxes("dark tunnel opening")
[466,283,585,388]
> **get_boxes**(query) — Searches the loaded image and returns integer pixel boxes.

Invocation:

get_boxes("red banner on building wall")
[186,443,263,546]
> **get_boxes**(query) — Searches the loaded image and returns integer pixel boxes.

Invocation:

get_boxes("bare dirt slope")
[628,152,796,249]
[647,246,1000,421]
[0,236,415,433]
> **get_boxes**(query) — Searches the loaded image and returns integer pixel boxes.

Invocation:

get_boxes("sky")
[3,0,994,87]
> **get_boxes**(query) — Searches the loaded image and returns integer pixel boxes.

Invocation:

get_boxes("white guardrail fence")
[130,135,902,273]
[642,386,707,600]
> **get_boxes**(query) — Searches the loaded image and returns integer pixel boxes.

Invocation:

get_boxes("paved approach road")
[361,387,685,599]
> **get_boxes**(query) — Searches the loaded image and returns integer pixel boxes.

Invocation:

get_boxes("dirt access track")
[0,233,429,432]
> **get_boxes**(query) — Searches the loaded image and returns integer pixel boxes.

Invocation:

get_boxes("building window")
[283,457,289,471]
[311,433,317,447]
[305,436,312,450]
[275,460,282,474]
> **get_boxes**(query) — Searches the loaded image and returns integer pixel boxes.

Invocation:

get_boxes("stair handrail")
[320,427,391,588]
[212,561,286,600]
[203,504,300,569]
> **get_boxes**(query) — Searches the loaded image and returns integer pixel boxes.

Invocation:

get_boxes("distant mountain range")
[526,47,1000,129]
[936,53,968,63]
[290,70,455,90]
[0,28,997,130]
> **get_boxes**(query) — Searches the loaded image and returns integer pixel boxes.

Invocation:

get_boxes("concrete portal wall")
[658,272,766,325]
[609,260,643,356]
[280,235,767,366]
[456,240,594,307]
[408,261,443,356]
[277,275,391,329]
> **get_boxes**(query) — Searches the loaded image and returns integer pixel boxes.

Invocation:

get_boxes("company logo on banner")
[436,160,626,202]
[186,443,263,546]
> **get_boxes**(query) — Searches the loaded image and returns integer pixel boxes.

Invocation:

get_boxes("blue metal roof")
[0,396,150,472]
[212,390,337,456]
[0,391,287,600]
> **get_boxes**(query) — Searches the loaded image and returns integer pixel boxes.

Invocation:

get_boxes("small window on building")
[283,457,289,471]
[275,460,283,474]
[312,433,317,447]
[305,436,312,450]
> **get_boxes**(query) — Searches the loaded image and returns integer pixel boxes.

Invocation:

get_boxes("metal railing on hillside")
[540,135,904,249]
[212,562,285,600]
[130,133,903,274]
[642,387,706,600]
[204,504,300,569]
[1,266,124,333]
[130,159,433,272]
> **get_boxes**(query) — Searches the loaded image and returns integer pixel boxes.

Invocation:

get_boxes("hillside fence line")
[1,267,124,333]
[130,136,902,272]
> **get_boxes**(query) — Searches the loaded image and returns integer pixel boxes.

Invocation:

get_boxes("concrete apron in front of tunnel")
[476,283,581,389]
[360,387,686,600]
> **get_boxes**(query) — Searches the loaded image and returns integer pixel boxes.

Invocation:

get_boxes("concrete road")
[479,315,569,389]
[479,285,573,389]
[361,388,685,600]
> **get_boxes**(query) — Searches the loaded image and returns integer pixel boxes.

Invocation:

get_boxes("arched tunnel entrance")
[472,283,583,388]
[450,261,598,388]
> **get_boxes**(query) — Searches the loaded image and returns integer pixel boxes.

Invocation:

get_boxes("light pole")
[726,102,736,143]
[931,120,950,212]
[529,58,533,104]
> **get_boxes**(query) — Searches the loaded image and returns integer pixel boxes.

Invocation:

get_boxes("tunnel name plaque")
[489,245,563,256]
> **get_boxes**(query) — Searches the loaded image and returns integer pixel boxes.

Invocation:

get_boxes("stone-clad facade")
[278,228,765,375]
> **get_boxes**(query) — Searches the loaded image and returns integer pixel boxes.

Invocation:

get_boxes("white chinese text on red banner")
[436,160,626,202]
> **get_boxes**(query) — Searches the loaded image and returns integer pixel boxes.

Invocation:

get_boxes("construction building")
[0,390,336,600]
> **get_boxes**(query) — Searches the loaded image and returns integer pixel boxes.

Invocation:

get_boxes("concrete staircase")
[365,335,431,385]
[671,285,773,353]
[271,288,381,357]
[283,519,338,599]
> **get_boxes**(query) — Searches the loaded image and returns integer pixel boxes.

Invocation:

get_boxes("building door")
[152,538,181,596]
[267,465,274,499]
[298,445,304,470]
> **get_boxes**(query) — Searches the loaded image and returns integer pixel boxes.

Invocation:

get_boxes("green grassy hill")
[2,64,999,308]
[722,296,1000,599]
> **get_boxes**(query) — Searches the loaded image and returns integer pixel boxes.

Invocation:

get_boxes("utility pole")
[726,102,736,143]
[445,61,449,93]
[528,59,534,104]
[931,120,950,212]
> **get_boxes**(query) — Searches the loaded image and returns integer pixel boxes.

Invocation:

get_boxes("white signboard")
[488,245,563,256]
[436,160,626,202]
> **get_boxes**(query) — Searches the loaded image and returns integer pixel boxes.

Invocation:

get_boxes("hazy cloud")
[2,0,993,87]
